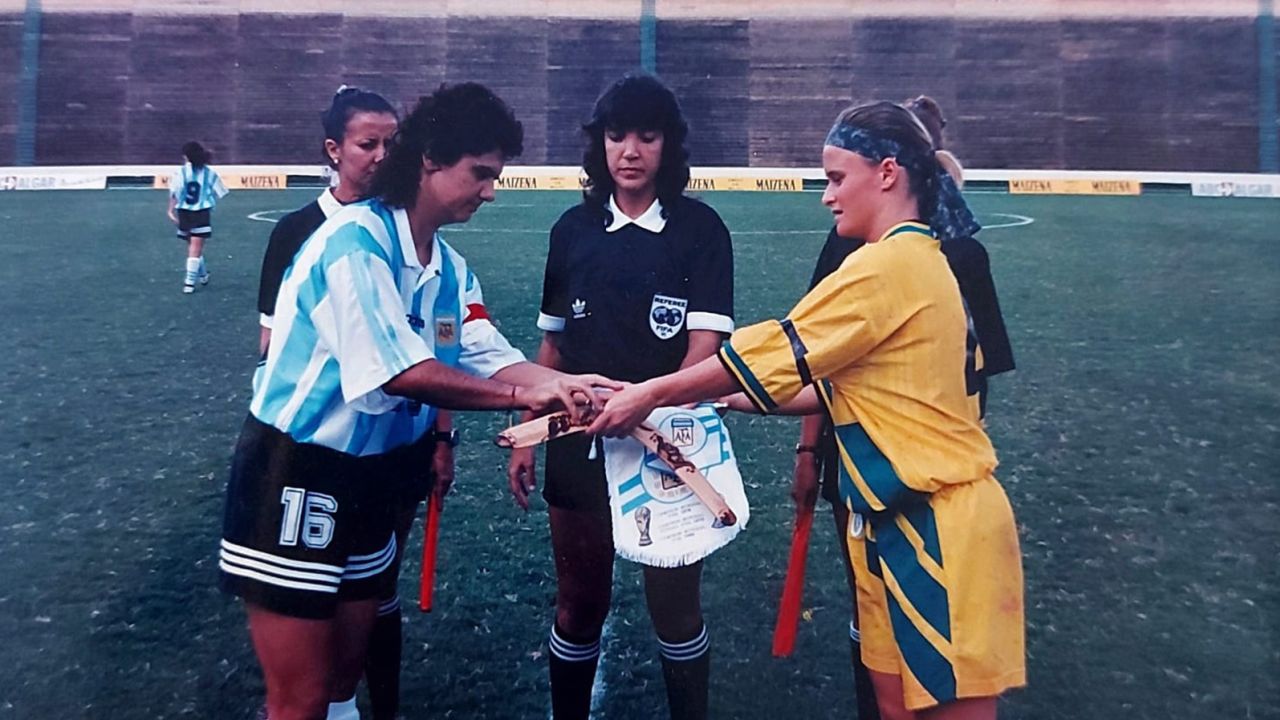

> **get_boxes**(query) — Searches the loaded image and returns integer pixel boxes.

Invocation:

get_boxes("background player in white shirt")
[166,141,228,293]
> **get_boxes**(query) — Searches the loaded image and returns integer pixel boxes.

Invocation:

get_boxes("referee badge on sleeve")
[649,294,687,340]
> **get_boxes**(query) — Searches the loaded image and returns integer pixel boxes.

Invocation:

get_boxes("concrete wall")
[0,5,1275,171]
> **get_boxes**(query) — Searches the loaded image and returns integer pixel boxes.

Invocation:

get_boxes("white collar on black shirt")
[606,195,666,233]
[317,188,344,218]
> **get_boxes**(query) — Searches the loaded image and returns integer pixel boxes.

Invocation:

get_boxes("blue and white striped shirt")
[169,163,229,211]
[250,198,525,456]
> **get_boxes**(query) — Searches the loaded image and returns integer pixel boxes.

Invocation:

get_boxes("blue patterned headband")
[824,123,980,242]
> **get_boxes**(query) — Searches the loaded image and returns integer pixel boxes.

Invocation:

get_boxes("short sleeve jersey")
[810,228,1015,406]
[257,189,342,328]
[169,163,229,211]
[251,198,525,456]
[537,195,734,382]
[720,222,996,515]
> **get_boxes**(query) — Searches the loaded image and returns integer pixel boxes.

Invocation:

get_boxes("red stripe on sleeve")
[464,303,491,323]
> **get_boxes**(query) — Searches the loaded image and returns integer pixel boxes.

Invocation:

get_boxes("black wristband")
[431,429,461,448]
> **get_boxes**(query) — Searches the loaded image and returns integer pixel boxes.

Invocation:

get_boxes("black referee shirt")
[256,200,327,321]
[539,196,734,383]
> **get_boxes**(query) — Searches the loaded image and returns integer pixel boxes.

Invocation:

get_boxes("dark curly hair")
[371,82,524,209]
[581,73,690,212]
[181,141,210,168]
[833,101,941,221]
[321,85,397,166]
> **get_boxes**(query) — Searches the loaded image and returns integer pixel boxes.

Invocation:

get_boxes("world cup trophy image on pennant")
[602,405,749,567]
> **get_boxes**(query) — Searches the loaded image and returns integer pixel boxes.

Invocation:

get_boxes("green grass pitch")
[0,188,1276,719]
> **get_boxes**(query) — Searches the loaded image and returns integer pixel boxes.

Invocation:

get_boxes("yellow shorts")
[846,477,1026,711]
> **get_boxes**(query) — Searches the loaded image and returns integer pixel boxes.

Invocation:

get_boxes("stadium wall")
[0,2,1276,172]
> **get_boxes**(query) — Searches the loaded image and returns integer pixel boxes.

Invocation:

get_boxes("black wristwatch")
[430,429,461,448]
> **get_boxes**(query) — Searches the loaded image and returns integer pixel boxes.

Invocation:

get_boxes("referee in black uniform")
[507,74,734,720]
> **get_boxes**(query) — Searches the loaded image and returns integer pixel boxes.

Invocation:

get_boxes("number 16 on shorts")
[279,487,337,549]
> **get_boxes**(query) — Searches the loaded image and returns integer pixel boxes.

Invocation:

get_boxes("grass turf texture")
[0,189,1276,719]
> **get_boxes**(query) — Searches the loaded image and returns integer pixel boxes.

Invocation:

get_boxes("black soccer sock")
[365,594,403,720]
[549,623,602,720]
[850,621,880,720]
[658,623,710,720]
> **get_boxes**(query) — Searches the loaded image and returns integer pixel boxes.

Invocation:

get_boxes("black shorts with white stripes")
[219,414,400,619]
[176,208,212,238]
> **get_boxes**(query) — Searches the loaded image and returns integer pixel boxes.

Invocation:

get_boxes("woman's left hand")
[586,383,658,437]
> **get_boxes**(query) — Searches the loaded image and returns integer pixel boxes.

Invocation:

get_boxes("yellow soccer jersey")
[719,221,1024,708]
[719,221,996,514]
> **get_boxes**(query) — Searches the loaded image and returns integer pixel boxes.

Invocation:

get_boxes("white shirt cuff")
[537,312,566,332]
[686,311,734,334]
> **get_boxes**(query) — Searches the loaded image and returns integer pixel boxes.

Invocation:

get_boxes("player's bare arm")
[722,386,821,416]
[383,358,618,423]
[507,333,565,509]
[792,413,825,507]
[588,355,738,436]
[680,330,726,369]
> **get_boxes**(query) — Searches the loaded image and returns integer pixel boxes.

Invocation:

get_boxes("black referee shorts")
[176,208,212,239]
[542,433,610,513]
[219,415,403,619]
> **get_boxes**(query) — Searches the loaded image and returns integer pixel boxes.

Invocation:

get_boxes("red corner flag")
[772,497,816,657]
[418,493,442,612]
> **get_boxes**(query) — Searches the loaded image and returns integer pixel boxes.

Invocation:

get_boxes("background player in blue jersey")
[507,74,735,720]
[220,83,620,720]
[166,141,228,293]
[253,85,441,720]
[790,96,1015,720]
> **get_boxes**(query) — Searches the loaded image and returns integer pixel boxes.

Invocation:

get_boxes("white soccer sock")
[326,694,358,720]
[184,257,200,285]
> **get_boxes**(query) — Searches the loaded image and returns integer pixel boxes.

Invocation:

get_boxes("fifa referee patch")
[649,294,687,340]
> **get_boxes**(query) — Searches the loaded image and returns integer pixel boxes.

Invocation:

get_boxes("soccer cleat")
[183,283,195,294]
[199,272,210,286]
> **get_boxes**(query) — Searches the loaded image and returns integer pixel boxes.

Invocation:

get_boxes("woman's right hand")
[516,374,621,423]
[507,446,538,510]
[791,450,820,510]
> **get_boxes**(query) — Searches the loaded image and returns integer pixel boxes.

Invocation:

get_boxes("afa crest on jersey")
[435,317,457,346]
[649,294,687,340]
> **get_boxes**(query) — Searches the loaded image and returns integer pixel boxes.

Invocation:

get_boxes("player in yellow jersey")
[587,101,1025,719]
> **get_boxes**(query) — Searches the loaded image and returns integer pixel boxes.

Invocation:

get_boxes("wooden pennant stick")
[629,423,737,527]
[493,411,586,449]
